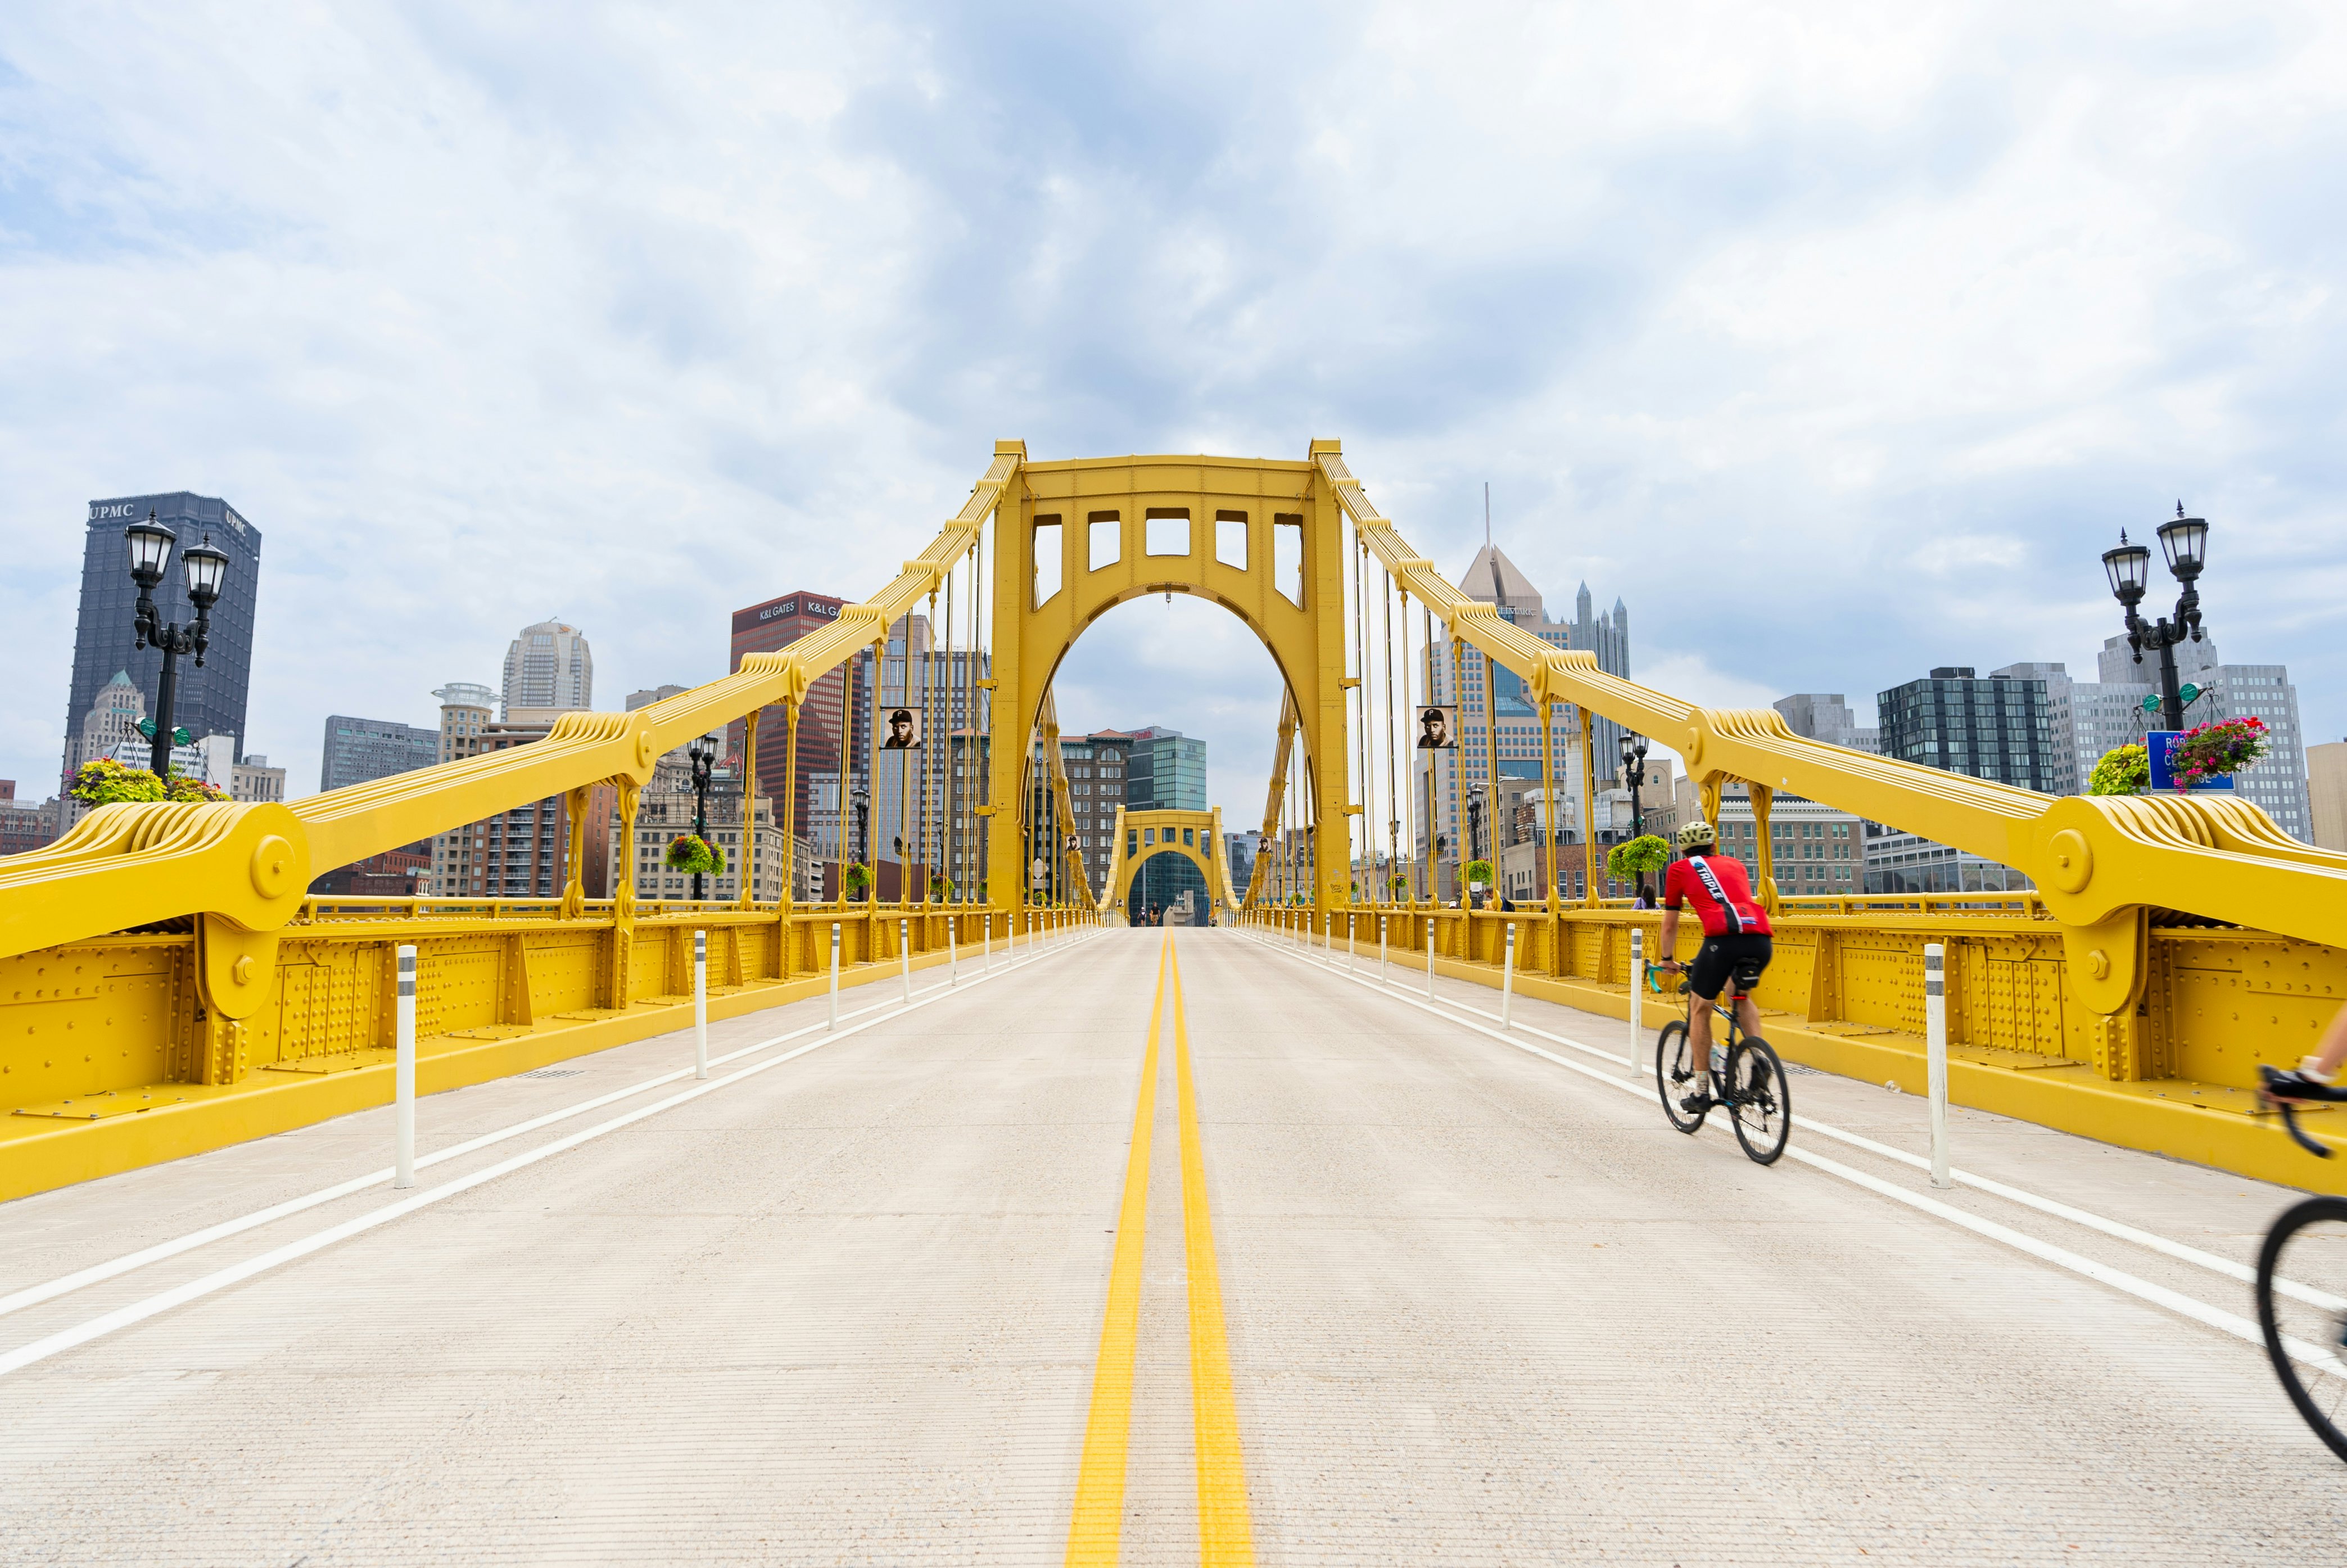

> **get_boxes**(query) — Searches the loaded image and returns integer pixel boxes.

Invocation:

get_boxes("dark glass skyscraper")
[1877,667,2056,792]
[64,492,262,788]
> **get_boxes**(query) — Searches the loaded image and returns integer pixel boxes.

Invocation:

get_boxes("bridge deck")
[0,927,2339,1564]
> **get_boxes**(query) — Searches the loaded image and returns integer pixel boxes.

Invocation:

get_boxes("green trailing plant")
[664,834,726,875]
[1606,834,1672,883]
[930,875,955,900]
[167,775,229,802]
[2087,744,2150,797]
[1464,858,1495,888]
[842,861,874,896]
[2169,715,2269,790]
[1389,872,1411,895]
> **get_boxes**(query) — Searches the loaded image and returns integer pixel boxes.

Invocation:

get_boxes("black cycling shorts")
[1688,934,1772,1001]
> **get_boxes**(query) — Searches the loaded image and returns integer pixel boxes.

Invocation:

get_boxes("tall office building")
[1429,544,1631,873]
[63,492,262,791]
[1049,731,1132,896]
[320,716,440,793]
[2310,741,2347,852]
[729,591,847,834]
[1868,667,2054,893]
[500,619,593,721]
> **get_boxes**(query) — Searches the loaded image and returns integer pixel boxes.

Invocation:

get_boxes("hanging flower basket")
[70,758,227,806]
[842,861,873,896]
[664,834,726,875]
[1606,834,1671,883]
[2087,744,2150,797]
[2168,716,2269,791]
[1464,858,1495,889]
[71,758,168,806]
[1389,873,1411,895]
[930,875,955,900]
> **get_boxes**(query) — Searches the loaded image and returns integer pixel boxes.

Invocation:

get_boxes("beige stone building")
[1671,778,1865,897]
[2311,741,2347,852]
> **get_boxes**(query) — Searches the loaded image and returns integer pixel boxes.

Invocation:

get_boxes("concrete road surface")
[1,924,2342,1565]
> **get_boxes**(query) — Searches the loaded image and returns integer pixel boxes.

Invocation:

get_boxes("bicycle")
[1647,957,1791,1165]
[2252,1065,2347,1462]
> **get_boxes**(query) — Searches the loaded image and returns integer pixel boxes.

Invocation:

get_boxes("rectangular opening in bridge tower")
[1145,508,1191,557]
[1088,511,1120,572]
[1215,510,1248,568]
[1274,514,1305,605]
[1033,516,1062,607]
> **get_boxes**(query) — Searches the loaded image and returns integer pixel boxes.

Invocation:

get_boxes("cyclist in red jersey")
[1657,820,1773,1109]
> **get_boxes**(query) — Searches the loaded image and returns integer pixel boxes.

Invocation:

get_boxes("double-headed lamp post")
[686,733,722,900]
[1618,729,1649,897]
[2102,505,2209,732]
[124,512,229,781]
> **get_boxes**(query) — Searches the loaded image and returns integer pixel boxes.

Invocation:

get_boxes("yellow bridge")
[6,446,2347,1559]
[4,439,2340,1199]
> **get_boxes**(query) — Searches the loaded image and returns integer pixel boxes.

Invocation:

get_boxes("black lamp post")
[686,733,721,900]
[125,512,229,781]
[851,781,871,901]
[1618,730,1650,898]
[2102,505,2209,732]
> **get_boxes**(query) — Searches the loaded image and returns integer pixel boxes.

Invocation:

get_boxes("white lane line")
[1248,932,2347,1378]
[0,934,1091,1326]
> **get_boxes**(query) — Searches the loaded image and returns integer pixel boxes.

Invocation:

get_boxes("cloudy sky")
[4,2,2342,825]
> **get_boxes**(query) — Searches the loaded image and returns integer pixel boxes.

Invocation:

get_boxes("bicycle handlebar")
[2258,1065,2339,1160]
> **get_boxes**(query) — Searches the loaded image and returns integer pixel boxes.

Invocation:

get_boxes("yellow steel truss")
[1098,806,1240,919]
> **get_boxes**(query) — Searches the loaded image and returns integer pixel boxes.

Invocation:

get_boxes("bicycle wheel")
[1728,1036,1791,1165]
[2256,1195,2347,1463]
[1656,1020,1706,1134]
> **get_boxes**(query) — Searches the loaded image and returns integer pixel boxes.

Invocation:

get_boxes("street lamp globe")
[2101,535,2151,604]
[124,513,175,588]
[180,537,229,607]
[2158,507,2208,579]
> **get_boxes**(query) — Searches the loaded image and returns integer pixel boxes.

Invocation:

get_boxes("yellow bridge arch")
[1096,806,1241,920]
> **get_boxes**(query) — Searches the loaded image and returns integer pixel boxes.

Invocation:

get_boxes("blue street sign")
[2146,730,2233,792]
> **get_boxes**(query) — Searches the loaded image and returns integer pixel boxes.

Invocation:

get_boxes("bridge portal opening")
[1051,590,1292,924]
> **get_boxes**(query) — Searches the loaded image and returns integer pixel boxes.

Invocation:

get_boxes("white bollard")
[1927,942,1950,1189]
[1379,915,1389,981]
[984,912,993,972]
[395,944,417,1189]
[1425,919,1436,999]
[1500,923,1515,1031]
[828,922,842,1031]
[1630,926,1647,1077]
[948,921,958,986]
[693,929,708,1081]
[901,918,914,1002]
[1349,912,1356,972]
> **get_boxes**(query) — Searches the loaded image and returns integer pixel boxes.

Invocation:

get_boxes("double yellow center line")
[1065,932,1254,1566]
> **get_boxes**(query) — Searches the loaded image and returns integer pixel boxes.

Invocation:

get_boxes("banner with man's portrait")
[1415,706,1459,749]
[880,706,923,750]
